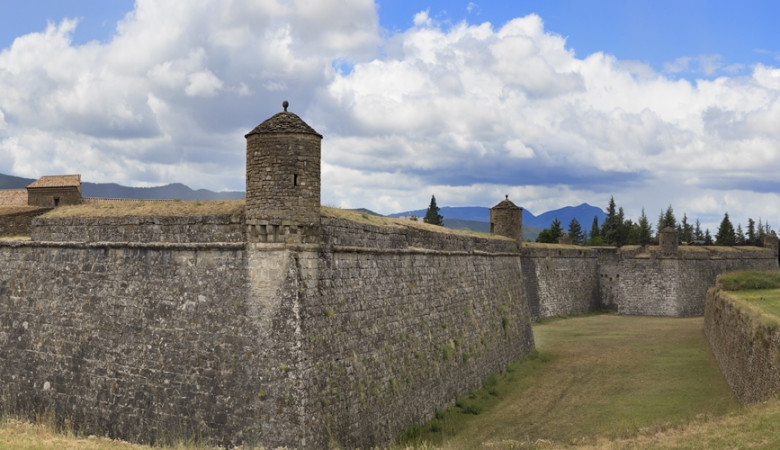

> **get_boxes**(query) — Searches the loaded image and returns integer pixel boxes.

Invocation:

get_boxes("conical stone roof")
[492,195,521,210]
[245,101,322,137]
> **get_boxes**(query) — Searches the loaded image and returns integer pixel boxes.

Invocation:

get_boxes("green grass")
[729,289,780,320]
[396,314,740,448]
[718,270,780,291]
[717,270,780,330]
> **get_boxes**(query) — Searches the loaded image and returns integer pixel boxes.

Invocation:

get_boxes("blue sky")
[1,0,780,233]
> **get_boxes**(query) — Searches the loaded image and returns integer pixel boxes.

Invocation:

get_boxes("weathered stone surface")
[704,288,780,404]
[307,226,534,447]
[521,246,600,320]
[613,246,777,316]
[30,215,245,243]
[0,208,51,236]
[245,122,321,245]
[0,242,265,447]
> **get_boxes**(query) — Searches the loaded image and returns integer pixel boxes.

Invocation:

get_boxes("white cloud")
[413,10,433,27]
[185,71,223,97]
[0,2,779,229]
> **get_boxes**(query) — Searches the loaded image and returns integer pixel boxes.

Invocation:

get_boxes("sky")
[1,1,780,233]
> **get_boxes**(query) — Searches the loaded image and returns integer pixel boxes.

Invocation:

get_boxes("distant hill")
[81,182,244,200]
[0,173,35,189]
[0,173,243,200]
[389,203,606,234]
[529,203,607,230]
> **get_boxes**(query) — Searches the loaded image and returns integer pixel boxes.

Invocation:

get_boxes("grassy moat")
[5,308,780,449]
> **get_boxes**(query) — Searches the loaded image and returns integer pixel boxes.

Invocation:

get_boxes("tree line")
[536,196,774,247]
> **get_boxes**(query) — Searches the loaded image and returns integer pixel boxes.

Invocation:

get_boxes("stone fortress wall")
[704,286,780,405]
[0,103,778,448]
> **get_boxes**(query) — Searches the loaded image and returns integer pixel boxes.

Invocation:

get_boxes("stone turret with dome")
[490,195,523,243]
[245,101,322,244]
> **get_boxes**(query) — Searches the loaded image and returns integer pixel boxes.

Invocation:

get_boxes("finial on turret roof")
[506,194,509,200]
[283,100,289,112]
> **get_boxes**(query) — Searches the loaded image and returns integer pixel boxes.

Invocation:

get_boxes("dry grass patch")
[0,206,48,215]
[0,418,154,450]
[396,314,739,449]
[321,206,510,240]
[43,200,246,218]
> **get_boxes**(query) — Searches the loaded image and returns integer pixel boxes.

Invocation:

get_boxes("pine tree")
[601,196,621,246]
[568,217,584,245]
[589,216,600,241]
[747,218,756,245]
[536,218,564,243]
[715,212,736,245]
[694,219,704,241]
[680,214,693,244]
[657,205,676,237]
[705,228,713,244]
[736,224,745,245]
[423,195,443,226]
[636,208,653,245]
[587,216,605,246]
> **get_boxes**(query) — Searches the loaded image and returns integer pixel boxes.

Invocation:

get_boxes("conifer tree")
[694,219,704,241]
[601,196,621,246]
[636,208,653,245]
[589,216,600,241]
[423,195,443,226]
[716,212,736,245]
[568,217,584,245]
[747,218,757,245]
[536,217,564,243]
[680,213,693,244]
[657,205,677,236]
[736,224,745,245]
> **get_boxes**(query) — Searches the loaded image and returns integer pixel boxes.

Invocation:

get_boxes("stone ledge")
[0,240,246,250]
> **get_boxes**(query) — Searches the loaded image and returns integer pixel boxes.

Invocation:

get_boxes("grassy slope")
[399,315,741,449]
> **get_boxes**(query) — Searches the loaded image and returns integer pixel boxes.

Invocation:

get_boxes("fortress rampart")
[1,104,778,448]
[30,214,246,243]
[704,287,780,404]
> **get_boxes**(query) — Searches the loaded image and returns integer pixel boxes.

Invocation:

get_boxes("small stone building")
[490,195,523,242]
[26,174,82,207]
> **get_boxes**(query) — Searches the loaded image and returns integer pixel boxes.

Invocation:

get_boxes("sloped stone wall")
[520,245,600,320]
[704,288,780,404]
[31,215,245,243]
[616,246,778,316]
[0,241,278,447]
[0,208,50,236]
[303,220,534,448]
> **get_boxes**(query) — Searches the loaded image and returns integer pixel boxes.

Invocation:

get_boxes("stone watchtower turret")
[245,101,323,244]
[490,195,523,242]
[659,226,678,255]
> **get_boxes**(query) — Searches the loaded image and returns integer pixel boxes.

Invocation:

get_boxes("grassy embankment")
[717,270,780,328]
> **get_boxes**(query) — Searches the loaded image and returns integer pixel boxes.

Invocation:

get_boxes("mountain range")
[388,203,607,232]
[0,173,243,200]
